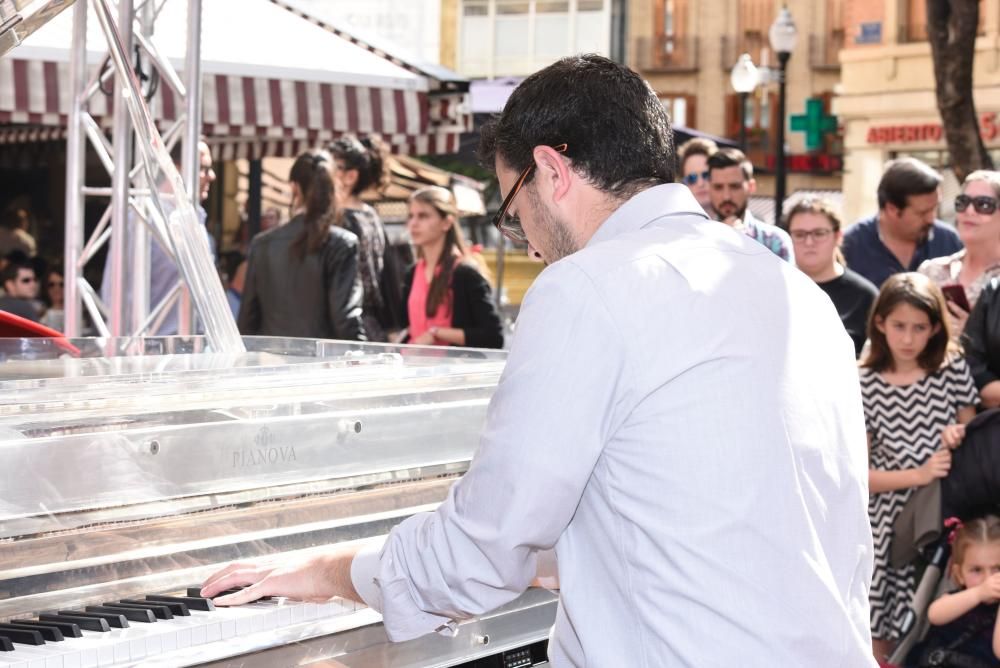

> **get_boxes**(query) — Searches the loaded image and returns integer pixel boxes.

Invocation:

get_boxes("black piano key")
[188,585,272,601]
[39,613,110,633]
[57,610,129,629]
[0,636,12,651]
[109,601,173,620]
[87,605,156,623]
[124,598,188,616]
[18,619,82,638]
[145,594,215,612]
[4,623,63,642]
[0,625,45,645]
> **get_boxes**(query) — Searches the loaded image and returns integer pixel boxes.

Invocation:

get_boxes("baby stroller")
[887,409,1000,668]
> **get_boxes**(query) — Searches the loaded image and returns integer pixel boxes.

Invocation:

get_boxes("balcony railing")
[809,32,844,70]
[635,35,699,73]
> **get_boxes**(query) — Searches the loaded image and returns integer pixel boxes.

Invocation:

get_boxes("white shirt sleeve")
[349,260,632,642]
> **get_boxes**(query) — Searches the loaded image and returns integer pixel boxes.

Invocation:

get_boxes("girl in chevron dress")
[860,273,980,660]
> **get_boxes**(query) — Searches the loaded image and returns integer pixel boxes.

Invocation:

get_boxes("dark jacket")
[963,277,1000,392]
[238,215,366,340]
[402,262,503,349]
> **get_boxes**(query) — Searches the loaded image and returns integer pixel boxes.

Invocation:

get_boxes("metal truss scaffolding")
[62,0,242,351]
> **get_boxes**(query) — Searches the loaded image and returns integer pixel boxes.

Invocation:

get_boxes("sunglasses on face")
[48,280,64,288]
[17,276,37,284]
[955,194,999,215]
[682,170,710,186]
[492,143,569,243]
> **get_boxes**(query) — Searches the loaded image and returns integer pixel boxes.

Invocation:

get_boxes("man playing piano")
[203,55,876,666]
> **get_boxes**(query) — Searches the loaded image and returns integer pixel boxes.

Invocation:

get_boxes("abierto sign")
[866,112,999,145]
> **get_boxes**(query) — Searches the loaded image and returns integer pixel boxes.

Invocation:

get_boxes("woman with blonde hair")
[919,169,1000,334]
[402,186,503,348]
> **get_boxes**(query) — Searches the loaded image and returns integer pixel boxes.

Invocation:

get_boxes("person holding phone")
[918,170,1000,336]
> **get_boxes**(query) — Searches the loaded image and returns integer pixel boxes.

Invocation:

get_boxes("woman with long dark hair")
[329,134,402,341]
[238,149,365,340]
[402,186,502,349]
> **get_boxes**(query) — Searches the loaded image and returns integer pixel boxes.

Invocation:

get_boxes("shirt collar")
[587,183,709,248]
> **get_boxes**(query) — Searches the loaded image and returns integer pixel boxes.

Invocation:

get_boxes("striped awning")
[0,0,471,158]
[0,56,469,158]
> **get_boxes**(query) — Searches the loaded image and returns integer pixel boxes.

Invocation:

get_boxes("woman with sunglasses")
[786,198,878,357]
[401,186,503,349]
[918,170,1000,335]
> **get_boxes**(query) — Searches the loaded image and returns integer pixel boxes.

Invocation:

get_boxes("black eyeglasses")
[492,143,569,243]
[790,228,835,243]
[955,194,999,215]
[682,170,710,186]
[17,276,37,284]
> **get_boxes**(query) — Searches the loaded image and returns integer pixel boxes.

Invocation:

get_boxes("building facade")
[836,0,1000,223]
[441,0,613,78]
[629,0,847,201]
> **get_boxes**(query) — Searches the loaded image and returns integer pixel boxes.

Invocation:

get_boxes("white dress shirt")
[352,184,875,667]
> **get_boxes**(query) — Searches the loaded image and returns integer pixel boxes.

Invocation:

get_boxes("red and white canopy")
[0,0,470,157]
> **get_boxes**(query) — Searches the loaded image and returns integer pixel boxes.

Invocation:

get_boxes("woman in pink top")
[402,187,503,349]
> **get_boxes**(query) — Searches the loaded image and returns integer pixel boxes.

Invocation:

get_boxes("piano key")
[1,627,60,644]
[85,606,155,624]
[144,595,214,612]
[37,617,107,634]
[56,613,127,630]
[15,622,81,639]
[107,602,172,620]
[0,627,45,646]
[120,599,188,617]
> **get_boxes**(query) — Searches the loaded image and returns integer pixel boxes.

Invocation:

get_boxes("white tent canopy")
[0,0,470,157]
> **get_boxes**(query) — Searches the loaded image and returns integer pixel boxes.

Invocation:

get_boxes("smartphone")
[941,283,971,312]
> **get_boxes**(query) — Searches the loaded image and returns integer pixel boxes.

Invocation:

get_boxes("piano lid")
[0,336,506,539]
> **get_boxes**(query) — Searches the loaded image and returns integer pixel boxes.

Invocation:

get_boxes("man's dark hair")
[1,257,32,286]
[877,157,942,211]
[707,147,753,181]
[168,136,209,166]
[479,54,675,199]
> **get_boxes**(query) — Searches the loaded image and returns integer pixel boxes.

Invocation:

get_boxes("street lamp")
[730,53,759,153]
[769,4,797,227]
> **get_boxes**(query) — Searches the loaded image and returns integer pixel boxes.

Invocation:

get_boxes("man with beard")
[842,156,962,288]
[708,147,795,263]
[201,55,876,667]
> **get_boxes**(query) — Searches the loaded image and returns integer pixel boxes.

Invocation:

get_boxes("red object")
[0,309,80,355]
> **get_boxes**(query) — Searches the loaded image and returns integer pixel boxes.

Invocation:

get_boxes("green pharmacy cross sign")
[790,98,838,152]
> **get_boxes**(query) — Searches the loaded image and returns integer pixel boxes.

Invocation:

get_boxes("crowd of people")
[3,55,1000,662]
[679,139,1000,664]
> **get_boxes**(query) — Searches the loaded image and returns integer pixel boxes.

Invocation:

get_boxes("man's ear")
[747,178,757,195]
[532,145,572,203]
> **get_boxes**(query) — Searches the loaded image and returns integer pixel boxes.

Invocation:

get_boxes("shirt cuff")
[350,536,387,611]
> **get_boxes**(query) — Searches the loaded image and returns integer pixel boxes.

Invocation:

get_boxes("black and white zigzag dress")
[861,355,979,641]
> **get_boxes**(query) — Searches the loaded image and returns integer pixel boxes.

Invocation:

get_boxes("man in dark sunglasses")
[0,257,41,322]
[205,54,875,668]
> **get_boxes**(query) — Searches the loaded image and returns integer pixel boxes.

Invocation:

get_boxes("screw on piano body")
[148,440,160,455]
